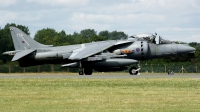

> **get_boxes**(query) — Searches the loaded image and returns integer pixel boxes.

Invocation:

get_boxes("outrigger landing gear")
[129,62,141,75]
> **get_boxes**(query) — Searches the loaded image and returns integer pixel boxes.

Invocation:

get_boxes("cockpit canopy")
[131,33,154,39]
[128,33,174,44]
[128,33,156,43]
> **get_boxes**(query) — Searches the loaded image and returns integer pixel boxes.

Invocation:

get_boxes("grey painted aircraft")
[3,27,195,75]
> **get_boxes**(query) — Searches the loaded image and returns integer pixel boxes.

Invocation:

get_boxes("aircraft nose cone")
[177,44,196,54]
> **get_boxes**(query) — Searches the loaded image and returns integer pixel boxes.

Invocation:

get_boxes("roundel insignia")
[136,48,140,52]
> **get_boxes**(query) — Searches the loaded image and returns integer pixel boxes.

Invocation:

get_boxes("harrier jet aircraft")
[3,27,195,75]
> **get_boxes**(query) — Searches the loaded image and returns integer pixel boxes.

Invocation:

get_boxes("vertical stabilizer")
[10,27,50,50]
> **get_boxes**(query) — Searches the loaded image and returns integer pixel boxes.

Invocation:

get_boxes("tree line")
[34,26,128,46]
[0,23,199,65]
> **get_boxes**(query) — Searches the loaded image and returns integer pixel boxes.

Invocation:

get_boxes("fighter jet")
[2,27,195,75]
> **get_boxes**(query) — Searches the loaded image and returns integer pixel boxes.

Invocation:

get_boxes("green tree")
[99,30,128,40]
[58,30,68,45]
[109,31,128,40]
[90,35,107,42]
[80,29,97,38]
[42,35,60,46]
[71,32,82,44]
[192,44,200,63]
[34,28,57,44]
[189,42,198,47]
[99,30,109,39]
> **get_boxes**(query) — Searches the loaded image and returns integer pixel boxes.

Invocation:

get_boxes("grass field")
[0,78,200,112]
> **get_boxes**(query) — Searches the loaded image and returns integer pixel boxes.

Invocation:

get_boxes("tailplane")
[10,26,51,50]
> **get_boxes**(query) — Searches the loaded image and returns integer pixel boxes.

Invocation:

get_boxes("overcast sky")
[1,0,200,43]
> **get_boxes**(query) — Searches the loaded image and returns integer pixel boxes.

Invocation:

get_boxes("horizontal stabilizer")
[2,50,21,56]
[12,49,35,61]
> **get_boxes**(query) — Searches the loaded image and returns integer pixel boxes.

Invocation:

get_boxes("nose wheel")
[129,62,141,75]
[129,67,139,75]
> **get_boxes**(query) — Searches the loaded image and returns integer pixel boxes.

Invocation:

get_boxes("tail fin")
[10,26,51,50]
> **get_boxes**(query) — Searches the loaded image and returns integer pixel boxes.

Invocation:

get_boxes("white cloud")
[0,0,18,7]
[70,13,166,25]
[1,0,200,43]
[157,28,200,32]
[190,35,200,40]
[0,11,18,24]
[155,27,200,42]
[175,34,200,43]
[0,10,42,24]
[26,0,89,7]
[96,0,200,15]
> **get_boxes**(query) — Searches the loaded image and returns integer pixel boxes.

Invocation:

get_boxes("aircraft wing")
[69,40,132,60]
[12,49,35,61]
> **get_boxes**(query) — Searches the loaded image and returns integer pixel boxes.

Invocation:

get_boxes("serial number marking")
[17,33,23,37]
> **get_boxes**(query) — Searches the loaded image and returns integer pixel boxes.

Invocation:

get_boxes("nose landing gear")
[129,62,141,75]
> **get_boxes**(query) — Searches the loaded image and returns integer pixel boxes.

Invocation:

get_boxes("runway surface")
[0,73,200,79]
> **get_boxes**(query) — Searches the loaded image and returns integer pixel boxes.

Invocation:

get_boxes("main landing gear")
[78,68,93,75]
[78,61,84,75]
[84,68,93,75]
[78,61,141,75]
[78,67,84,75]
[129,62,141,75]
[78,62,93,75]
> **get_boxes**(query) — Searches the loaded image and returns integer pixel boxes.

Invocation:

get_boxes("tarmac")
[0,73,200,79]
